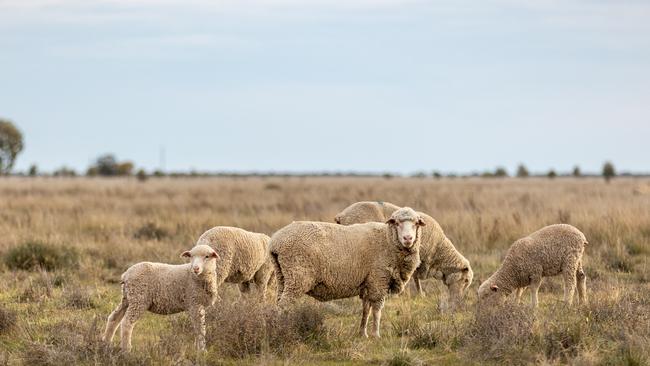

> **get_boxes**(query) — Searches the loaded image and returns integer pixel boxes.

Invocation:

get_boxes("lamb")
[196,226,275,300]
[270,207,425,338]
[102,244,220,352]
[478,224,588,307]
[334,201,473,307]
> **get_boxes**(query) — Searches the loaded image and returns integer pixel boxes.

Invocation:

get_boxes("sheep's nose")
[403,235,413,242]
[193,267,200,274]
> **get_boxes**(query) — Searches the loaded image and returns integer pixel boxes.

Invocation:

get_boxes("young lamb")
[195,226,275,300]
[102,244,220,352]
[334,201,473,307]
[270,207,425,338]
[478,224,588,307]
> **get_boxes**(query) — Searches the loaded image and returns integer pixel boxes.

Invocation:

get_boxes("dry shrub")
[464,304,536,363]
[4,241,78,271]
[63,285,96,309]
[409,319,463,351]
[385,350,423,366]
[204,299,326,358]
[0,305,17,334]
[542,311,587,362]
[133,222,169,241]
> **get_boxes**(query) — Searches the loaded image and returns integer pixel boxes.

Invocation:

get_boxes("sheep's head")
[477,280,506,305]
[181,244,219,277]
[445,265,474,304]
[386,207,426,250]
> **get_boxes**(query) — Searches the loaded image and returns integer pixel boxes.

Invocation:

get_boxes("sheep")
[334,201,473,307]
[102,244,220,352]
[478,224,588,307]
[195,226,275,300]
[270,207,425,338]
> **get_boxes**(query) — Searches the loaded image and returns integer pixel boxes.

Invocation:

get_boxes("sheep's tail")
[270,251,284,304]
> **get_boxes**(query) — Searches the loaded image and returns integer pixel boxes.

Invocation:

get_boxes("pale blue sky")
[1,0,649,174]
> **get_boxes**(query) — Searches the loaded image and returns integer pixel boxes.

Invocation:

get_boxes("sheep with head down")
[270,207,424,338]
[478,224,588,308]
[334,201,473,308]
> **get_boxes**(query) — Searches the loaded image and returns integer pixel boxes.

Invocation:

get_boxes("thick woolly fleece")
[196,226,275,298]
[478,224,588,307]
[334,201,473,300]
[270,207,423,337]
[102,244,219,352]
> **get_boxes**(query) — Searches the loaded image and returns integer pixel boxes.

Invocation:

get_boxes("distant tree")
[53,167,77,177]
[572,166,581,177]
[28,164,38,177]
[603,162,615,183]
[86,167,99,176]
[432,171,442,179]
[136,169,148,182]
[152,170,165,177]
[516,164,529,178]
[116,162,134,176]
[494,167,508,177]
[0,119,24,175]
[411,171,427,179]
[547,169,557,179]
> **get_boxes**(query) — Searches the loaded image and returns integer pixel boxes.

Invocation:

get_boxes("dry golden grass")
[1,176,649,365]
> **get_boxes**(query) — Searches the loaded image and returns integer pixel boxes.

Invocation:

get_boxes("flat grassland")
[1,177,649,365]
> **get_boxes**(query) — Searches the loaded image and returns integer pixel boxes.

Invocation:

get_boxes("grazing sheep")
[102,244,220,352]
[334,201,473,306]
[478,224,588,307]
[270,207,425,338]
[196,226,275,300]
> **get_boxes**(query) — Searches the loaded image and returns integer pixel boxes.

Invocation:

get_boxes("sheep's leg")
[102,297,128,343]
[253,268,272,301]
[514,287,525,304]
[576,261,587,305]
[189,305,207,351]
[413,276,425,297]
[277,268,313,308]
[370,299,385,338]
[562,262,578,306]
[529,278,542,308]
[359,299,371,338]
[120,304,146,352]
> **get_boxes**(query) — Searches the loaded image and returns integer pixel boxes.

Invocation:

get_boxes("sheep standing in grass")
[334,201,473,307]
[478,224,588,307]
[102,244,219,352]
[196,226,275,300]
[270,207,424,338]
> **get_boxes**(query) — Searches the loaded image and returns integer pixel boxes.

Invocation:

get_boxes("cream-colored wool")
[334,201,473,305]
[196,226,275,299]
[270,207,424,338]
[478,224,588,307]
[102,244,219,352]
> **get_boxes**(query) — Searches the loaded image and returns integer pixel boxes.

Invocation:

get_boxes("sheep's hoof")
[359,330,369,338]
[371,332,381,338]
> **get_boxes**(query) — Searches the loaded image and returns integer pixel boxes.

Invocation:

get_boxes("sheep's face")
[446,266,474,302]
[181,244,219,276]
[477,281,506,305]
[387,207,426,249]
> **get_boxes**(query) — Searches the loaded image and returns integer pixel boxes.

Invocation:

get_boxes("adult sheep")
[334,201,473,307]
[196,226,275,299]
[478,224,588,307]
[270,207,424,338]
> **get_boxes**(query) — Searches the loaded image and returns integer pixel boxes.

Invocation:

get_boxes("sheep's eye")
[205,256,209,259]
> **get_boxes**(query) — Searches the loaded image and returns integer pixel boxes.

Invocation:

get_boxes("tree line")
[0,118,627,182]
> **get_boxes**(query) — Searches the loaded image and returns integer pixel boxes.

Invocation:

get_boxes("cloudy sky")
[1,0,649,174]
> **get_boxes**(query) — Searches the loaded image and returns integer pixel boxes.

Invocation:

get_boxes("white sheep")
[270,207,425,338]
[195,226,275,300]
[102,244,219,352]
[478,224,588,307]
[334,201,473,307]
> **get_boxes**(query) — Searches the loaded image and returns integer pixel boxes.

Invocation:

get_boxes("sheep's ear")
[490,284,499,292]
[210,251,219,259]
[386,218,397,225]
[180,251,191,258]
[334,216,341,224]
[416,217,426,226]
